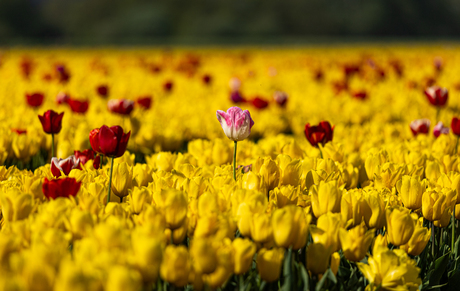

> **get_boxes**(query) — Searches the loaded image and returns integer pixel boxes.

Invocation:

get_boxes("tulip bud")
[304,121,334,147]
[232,238,257,275]
[339,222,374,262]
[341,190,365,227]
[385,206,415,246]
[452,117,460,136]
[89,125,130,158]
[424,86,448,107]
[256,248,284,282]
[396,175,425,210]
[38,110,64,134]
[410,119,430,136]
[111,162,133,199]
[216,107,254,141]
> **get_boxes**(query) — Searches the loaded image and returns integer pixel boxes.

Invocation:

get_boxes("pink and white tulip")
[216,107,254,141]
[410,119,430,136]
[51,155,81,177]
[433,121,449,138]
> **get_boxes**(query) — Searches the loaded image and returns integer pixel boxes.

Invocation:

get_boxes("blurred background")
[1,0,460,45]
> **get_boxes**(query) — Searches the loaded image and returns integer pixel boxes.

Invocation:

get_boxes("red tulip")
[108,99,134,115]
[424,86,448,107]
[352,90,368,100]
[11,129,27,135]
[304,121,334,147]
[26,93,44,108]
[163,81,173,92]
[433,121,449,138]
[74,149,100,169]
[89,125,130,158]
[273,91,288,107]
[20,57,33,79]
[451,117,460,136]
[55,92,70,104]
[410,119,430,136]
[51,155,81,178]
[202,74,212,85]
[97,85,109,98]
[136,96,152,110]
[56,65,70,83]
[42,177,81,200]
[230,91,246,103]
[68,99,89,114]
[38,110,64,134]
[251,97,269,109]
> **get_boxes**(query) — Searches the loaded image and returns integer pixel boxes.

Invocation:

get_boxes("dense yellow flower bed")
[1,46,460,290]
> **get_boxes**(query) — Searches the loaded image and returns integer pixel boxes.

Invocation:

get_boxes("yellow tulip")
[310,180,343,218]
[422,188,457,222]
[396,175,425,210]
[385,206,415,246]
[373,162,406,190]
[272,205,311,249]
[190,238,217,274]
[251,213,273,244]
[131,237,163,283]
[269,185,301,208]
[362,190,386,229]
[160,245,191,287]
[202,239,233,289]
[241,171,267,194]
[310,212,343,252]
[425,160,443,183]
[400,217,431,256]
[306,242,332,275]
[111,162,133,199]
[132,164,153,187]
[254,157,280,191]
[65,209,94,240]
[341,189,365,227]
[232,238,257,275]
[129,187,152,214]
[364,149,389,180]
[106,266,142,291]
[339,222,374,262]
[0,190,33,223]
[256,247,284,282]
[154,189,187,230]
[156,152,177,172]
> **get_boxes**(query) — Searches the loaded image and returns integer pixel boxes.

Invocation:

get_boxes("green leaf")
[428,252,450,287]
[281,248,293,291]
[315,268,333,291]
[446,269,460,291]
[299,263,310,291]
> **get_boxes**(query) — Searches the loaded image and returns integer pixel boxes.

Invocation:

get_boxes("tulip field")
[2,46,460,290]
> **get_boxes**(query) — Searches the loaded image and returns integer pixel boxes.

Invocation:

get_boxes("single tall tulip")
[216,107,254,180]
[385,206,415,246]
[89,125,130,204]
[396,175,425,210]
[304,121,334,157]
[42,177,81,200]
[38,110,64,157]
[425,86,448,121]
[51,155,81,177]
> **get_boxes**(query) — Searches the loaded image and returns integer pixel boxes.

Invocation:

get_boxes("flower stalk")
[107,157,114,205]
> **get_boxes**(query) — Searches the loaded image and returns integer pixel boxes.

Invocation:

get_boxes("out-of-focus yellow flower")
[22,174,44,200]
[396,175,426,210]
[131,237,163,283]
[277,155,302,187]
[357,248,421,291]
[0,190,34,223]
[254,157,280,191]
[232,238,257,275]
[310,180,343,218]
[190,238,217,274]
[385,206,415,246]
[362,190,386,229]
[160,245,191,287]
[202,239,233,289]
[111,162,133,199]
[272,205,311,249]
[400,217,431,256]
[341,189,365,227]
[374,162,406,190]
[153,189,187,230]
[106,265,142,291]
[330,252,340,277]
[306,242,332,275]
[437,172,460,204]
[256,247,284,282]
[132,164,153,187]
[269,185,301,208]
[364,149,389,180]
[251,213,273,244]
[155,152,177,172]
[422,188,456,222]
[65,209,94,240]
[339,222,374,262]
[240,171,267,194]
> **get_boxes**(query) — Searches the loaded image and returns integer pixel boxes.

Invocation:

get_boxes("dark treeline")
[1,0,460,44]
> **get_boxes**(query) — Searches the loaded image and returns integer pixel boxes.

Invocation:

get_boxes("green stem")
[170,230,174,245]
[432,221,436,259]
[51,133,55,158]
[239,275,244,291]
[233,141,237,181]
[453,204,456,252]
[436,107,440,123]
[107,157,114,205]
